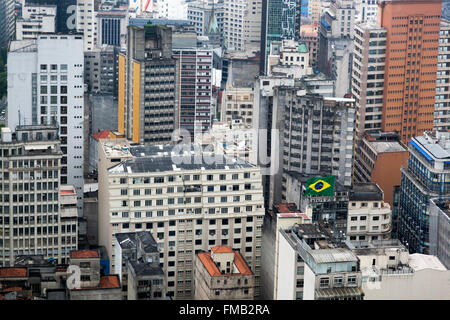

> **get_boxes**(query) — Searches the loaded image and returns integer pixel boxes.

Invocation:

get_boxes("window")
[347,276,357,285]
[320,278,330,288]
[296,279,304,288]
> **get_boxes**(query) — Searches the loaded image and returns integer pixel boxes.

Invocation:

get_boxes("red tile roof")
[197,250,253,277]
[72,275,121,290]
[70,250,99,259]
[0,268,27,278]
[91,130,113,141]
[99,275,120,289]
[1,287,23,293]
[274,203,300,214]
[211,245,233,253]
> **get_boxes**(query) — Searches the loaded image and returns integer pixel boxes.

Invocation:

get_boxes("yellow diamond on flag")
[309,179,331,193]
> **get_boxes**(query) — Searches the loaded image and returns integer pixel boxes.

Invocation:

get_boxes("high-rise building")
[377,0,443,143]
[118,24,177,145]
[96,9,129,48]
[398,131,450,255]
[429,197,450,270]
[0,0,16,48]
[7,35,85,214]
[435,19,450,132]
[97,142,265,299]
[223,0,262,51]
[355,0,379,23]
[318,0,356,97]
[278,225,364,300]
[16,4,57,41]
[172,48,213,139]
[274,92,355,206]
[353,131,408,207]
[352,22,387,138]
[76,0,98,51]
[0,126,78,267]
[260,0,302,75]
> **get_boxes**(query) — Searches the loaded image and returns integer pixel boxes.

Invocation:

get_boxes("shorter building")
[347,183,392,242]
[16,4,56,41]
[220,86,255,129]
[84,45,118,94]
[267,40,313,78]
[300,73,335,97]
[68,250,122,300]
[89,130,124,173]
[0,267,30,299]
[347,240,450,300]
[278,226,364,300]
[300,24,319,68]
[429,197,450,270]
[194,246,254,300]
[261,204,311,300]
[114,232,165,300]
[353,131,409,207]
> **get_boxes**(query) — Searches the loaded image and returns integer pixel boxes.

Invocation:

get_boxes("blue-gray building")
[398,131,450,254]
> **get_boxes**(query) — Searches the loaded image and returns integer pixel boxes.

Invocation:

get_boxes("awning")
[315,287,364,300]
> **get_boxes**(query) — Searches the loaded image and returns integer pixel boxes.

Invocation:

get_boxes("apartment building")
[172,48,213,139]
[378,0,442,143]
[7,35,85,214]
[113,231,165,300]
[355,0,378,23]
[68,250,122,300]
[300,24,319,69]
[435,19,450,132]
[98,142,265,299]
[76,0,97,51]
[347,183,392,242]
[118,24,177,145]
[429,197,450,269]
[187,1,224,39]
[223,0,262,51]
[0,0,15,48]
[398,131,450,254]
[353,131,408,207]
[352,22,386,137]
[268,40,313,78]
[96,10,129,48]
[261,203,311,300]
[221,86,255,129]
[0,126,78,267]
[347,239,450,300]
[194,246,255,300]
[278,225,364,300]
[16,4,57,41]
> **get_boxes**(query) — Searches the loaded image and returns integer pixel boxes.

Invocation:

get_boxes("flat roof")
[128,260,164,277]
[349,183,384,201]
[309,248,359,264]
[368,141,407,154]
[408,254,447,272]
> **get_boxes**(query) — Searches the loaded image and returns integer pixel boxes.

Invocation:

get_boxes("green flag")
[304,176,336,197]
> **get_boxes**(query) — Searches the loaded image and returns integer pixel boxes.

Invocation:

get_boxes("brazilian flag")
[304,176,336,197]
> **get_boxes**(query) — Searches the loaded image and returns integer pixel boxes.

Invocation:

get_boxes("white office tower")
[7,35,85,216]
[77,0,97,51]
[157,0,188,20]
[223,0,262,51]
[16,4,57,41]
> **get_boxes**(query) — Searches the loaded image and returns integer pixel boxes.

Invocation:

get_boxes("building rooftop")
[413,132,450,161]
[72,275,121,290]
[408,254,447,272]
[309,248,359,264]
[108,144,255,174]
[0,268,27,278]
[115,232,158,253]
[369,141,408,154]
[349,183,384,201]
[211,246,233,254]
[345,239,407,255]
[70,250,99,259]
[128,260,164,277]
[197,248,253,277]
